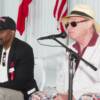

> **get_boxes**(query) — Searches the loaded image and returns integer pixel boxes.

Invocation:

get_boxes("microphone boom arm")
[52,38,97,71]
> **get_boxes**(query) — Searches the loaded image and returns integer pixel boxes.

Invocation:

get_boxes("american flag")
[53,0,68,32]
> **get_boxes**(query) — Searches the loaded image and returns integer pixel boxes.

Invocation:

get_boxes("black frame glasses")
[65,19,89,29]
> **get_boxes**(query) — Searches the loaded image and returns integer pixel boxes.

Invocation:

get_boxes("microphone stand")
[68,52,76,100]
[52,38,97,100]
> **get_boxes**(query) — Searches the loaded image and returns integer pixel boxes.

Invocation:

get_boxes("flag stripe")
[57,0,66,20]
[53,0,59,18]
[60,1,68,18]
[53,0,68,32]
[17,0,32,35]
[53,0,68,21]
[62,9,67,17]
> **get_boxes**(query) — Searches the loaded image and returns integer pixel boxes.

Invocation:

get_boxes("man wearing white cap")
[55,4,100,100]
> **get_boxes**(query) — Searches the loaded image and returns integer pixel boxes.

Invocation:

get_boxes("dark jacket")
[0,38,38,100]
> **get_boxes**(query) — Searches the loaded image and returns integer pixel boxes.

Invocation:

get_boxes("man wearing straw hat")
[54,4,100,100]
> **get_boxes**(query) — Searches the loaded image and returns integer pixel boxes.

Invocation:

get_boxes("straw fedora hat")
[61,4,100,32]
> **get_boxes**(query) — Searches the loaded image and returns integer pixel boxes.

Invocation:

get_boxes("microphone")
[37,32,67,40]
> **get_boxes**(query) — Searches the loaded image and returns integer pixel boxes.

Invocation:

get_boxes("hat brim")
[61,14,91,22]
[61,15,100,33]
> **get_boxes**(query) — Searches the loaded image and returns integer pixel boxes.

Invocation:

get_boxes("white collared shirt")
[0,47,10,83]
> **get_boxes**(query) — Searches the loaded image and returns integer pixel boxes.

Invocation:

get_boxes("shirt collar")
[73,32,98,54]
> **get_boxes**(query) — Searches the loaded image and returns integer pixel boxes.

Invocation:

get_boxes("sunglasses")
[65,19,89,29]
